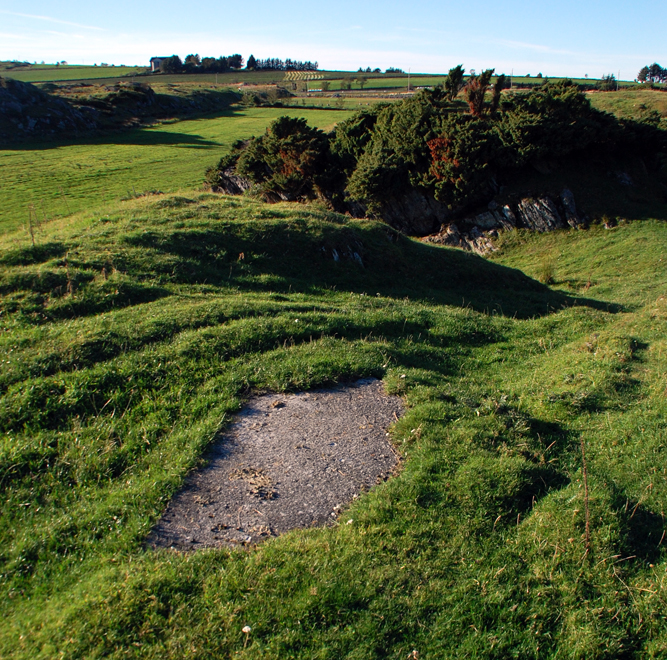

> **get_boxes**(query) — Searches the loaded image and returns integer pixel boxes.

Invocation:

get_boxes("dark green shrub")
[234,116,335,201]
[207,79,667,227]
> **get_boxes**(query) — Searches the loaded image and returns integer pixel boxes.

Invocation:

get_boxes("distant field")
[588,87,667,118]
[99,70,357,86]
[306,75,624,93]
[0,64,147,83]
[2,63,632,92]
[283,96,399,110]
[306,76,445,92]
[0,107,350,235]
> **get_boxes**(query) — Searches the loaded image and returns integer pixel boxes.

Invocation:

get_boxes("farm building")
[149,57,168,73]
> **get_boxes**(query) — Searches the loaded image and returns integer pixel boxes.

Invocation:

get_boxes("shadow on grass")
[120,221,623,319]
[2,106,278,151]
[0,242,68,266]
[608,482,667,566]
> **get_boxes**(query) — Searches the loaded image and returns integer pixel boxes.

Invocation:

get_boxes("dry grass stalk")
[581,436,591,554]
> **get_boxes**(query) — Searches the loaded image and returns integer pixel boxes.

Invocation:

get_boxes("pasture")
[1,72,667,657]
[1,191,666,657]
[3,61,624,92]
[588,86,667,118]
[0,64,147,83]
[0,107,350,235]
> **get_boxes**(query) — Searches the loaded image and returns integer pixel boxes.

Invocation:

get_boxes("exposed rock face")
[0,76,97,143]
[206,162,585,253]
[516,197,564,232]
[378,190,450,236]
[210,166,253,196]
[423,189,585,254]
[560,188,584,229]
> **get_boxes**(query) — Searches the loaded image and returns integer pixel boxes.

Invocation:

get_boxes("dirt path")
[148,378,404,549]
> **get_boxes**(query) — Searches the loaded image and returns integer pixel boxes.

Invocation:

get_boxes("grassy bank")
[0,107,350,235]
[1,192,666,657]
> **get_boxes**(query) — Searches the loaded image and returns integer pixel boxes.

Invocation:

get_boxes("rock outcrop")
[423,189,585,254]
[0,76,97,143]
[210,166,253,196]
[378,190,450,236]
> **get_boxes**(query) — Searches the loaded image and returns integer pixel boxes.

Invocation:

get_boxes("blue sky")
[1,0,665,79]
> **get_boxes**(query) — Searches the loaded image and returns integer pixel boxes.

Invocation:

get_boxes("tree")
[443,64,465,102]
[490,74,508,112]
[234,116,333,200]
[356,76,368,90]
[184,54,200,67]
[643,63,667,83]
[596,74,617,91]
[228,54,244,69]
[465,69,494,117]
[247,54,257,70]
[638,66,650,82]
[160,55,183,74]
[321,80,331,92]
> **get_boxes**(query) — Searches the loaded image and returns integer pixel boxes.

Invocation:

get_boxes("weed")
[538,255,557,284]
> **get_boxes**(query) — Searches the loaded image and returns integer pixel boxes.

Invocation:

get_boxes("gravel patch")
[148,378,404,550]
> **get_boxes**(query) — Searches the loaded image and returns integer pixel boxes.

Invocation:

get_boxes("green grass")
[1,65,147,83]
[1,190,666,658]
[588,87,667,119]
[0,107,351,235]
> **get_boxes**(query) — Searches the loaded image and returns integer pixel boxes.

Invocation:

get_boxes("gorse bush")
[207,80,667,226]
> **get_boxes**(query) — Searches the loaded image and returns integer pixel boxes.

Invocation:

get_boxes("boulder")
[210,167,252,196]
[515,197,564,232]
[560,188,584,228]
[423,189,585,255]
[0,76,97,143]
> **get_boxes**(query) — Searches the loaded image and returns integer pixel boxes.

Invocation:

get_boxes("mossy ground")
[1,194,666,658]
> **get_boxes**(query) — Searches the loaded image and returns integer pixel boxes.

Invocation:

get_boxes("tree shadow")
[608,483,667,565]
[6,127,224,151]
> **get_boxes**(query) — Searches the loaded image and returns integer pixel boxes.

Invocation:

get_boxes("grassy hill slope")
[1,194,666,658]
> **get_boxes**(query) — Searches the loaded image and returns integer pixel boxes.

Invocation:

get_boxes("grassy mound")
[1,194,666,658]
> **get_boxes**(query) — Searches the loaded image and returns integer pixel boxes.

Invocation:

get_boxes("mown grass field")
[0,107,350,235]
[1,188,666,658]
[0,64,147,83]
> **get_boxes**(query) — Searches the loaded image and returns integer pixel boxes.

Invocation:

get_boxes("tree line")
[246,56,318,71]
[158,54,244,74]
[156,54,318,74]
[638,63,667,83]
